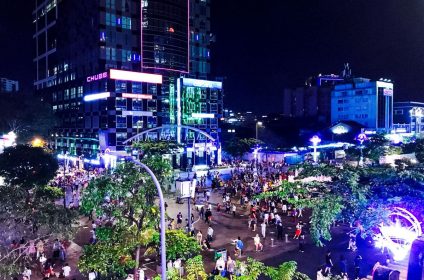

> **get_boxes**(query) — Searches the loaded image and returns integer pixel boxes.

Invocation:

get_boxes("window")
[132,82,142,93]
[116,116,127,128]
[64,89,70,100]
[147,100,156,112]
[394,109,404,115]
[210,103,218,113]
[70,88,76,99]
[337,107,343,112]
[77,86,83,97]
[115,81,127,93]
[133,100,142,111]
[116,132,127,142]
[116,98,127,110]
[337,99,343,104]
[133,116,143,128]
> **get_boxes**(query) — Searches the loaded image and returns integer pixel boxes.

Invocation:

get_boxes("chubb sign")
[87,72,108,83]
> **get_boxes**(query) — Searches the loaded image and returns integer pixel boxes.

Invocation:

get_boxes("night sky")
[1,0,424,113]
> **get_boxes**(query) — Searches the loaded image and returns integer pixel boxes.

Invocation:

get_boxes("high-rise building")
[33,0,221,160]
[282,74,343,124]
[392,101,424,134]
[0,78,19,93]
[331,78,393,131]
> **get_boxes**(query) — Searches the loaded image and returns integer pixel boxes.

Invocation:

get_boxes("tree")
[265,261,311,280]
[133,141,182,158]
[0,146,77,277]
[414,139,424,163]
[152,230,201,261]
[0,145,58,188]
[224,138,263,159]
[80,162,161,277]
[0,93,58,144]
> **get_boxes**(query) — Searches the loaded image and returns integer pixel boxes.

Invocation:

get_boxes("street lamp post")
[309,135,321,163]
[356,133,367,167]
[131,159,167,280]
[256,121,263,141]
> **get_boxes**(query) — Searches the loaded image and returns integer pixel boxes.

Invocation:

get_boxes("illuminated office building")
[331,78,393,131]
[33,0,219,158]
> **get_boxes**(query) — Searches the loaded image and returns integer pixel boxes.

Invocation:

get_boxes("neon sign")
[182,78,222,89]
[122,93,153,99]
[87,72,108,83]
[109,69,162,84]
[192,113,215,119]
[83,92,111,102]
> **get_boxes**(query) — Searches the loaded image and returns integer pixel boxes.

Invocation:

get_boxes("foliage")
[0,93,58,143]
[223,138,263,158]
[265,261,311,280]
[414,139,424,163]
[0,145,58,188]
[152,230,201,261]
[233,257,265,280]
[133,141,182,157]
[79,162,161,275]
[310,195,344,246]
[0,146,77,277]
[185,255,208,280]
[142,154,173,186]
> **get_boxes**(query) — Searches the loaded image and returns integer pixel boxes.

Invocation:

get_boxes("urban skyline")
[2,0,424,113]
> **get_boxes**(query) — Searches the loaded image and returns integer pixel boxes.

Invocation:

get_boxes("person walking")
[293,223,302,239]
[22,266,32,280]
[62,263,71,277]
[298,235,305,253]
[235,237,244,257]
[324,251,334,275]
[232,204,236,217]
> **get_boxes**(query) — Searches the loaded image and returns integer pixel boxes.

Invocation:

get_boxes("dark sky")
[1,1,424,113]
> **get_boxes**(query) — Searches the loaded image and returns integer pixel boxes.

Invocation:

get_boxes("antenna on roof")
[342,63,352,79]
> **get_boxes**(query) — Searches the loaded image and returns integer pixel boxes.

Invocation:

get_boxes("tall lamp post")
[356,132,367,167]
[131,159,167,280]
[256,121,263,141]
[309,135,321,163]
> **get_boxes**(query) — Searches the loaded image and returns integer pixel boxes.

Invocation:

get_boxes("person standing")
[354,255,362,280]
[235,237,244,257]
[339,255,348,278]
[253,234,263,252]
[298,235,305,253]
[196,230,203,245]
[207,226,214,242]
[232,204,236,217]
[227,256,235,279]
[22,266,32,280]
[177,212,183,228]
[261,222,267,239]
[276,221,283,240]
[62,263,71,277]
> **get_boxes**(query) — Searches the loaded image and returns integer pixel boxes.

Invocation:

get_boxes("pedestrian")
[277,221,283,240]
[196,230,203,245]
[88,271,97,280]
[293,223,302,239]
[22,266,32,280]
[232,203,236,217]
[227,256,235,279]
[164,202,168,212]
[207,226,214,242]
[282,203,287,214]
[354,255,362,280]
[298,235,305,253]
[62,263,71,277]
[253,234,263,252]
[235,237,244,257]
[177,212,183,228]
[339,255,347,278]
[199,206,205,220]
[324,251,333,275]
[261,222,266,239]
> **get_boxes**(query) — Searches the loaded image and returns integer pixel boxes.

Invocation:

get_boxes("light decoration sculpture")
[374,207,422,261]
[309,135,321,163]
[356,132,368,166]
